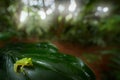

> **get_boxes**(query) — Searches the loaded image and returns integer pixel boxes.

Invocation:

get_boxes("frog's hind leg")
[14,64,18,72]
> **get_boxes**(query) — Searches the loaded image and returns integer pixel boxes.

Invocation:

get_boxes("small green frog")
[14,58,33,73]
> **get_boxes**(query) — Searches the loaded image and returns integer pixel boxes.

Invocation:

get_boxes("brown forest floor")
[53,41,119,80]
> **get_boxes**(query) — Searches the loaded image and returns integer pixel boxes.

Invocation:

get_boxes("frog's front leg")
[20,65,24,73]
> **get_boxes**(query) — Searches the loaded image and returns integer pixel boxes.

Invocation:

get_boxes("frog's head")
[25,58,33,66]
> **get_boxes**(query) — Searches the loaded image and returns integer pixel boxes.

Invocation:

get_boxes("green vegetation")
[0,42,95,80]
[0,0,120,46]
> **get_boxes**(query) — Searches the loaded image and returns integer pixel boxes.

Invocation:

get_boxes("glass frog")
[14,58,33,73]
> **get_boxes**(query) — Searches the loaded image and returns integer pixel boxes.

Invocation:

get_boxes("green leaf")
[0,42,95,80]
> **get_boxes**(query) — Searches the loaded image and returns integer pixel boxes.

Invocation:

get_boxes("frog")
[14,58,33,73]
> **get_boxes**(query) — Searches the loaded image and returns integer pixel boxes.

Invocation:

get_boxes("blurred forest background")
[0,0,120,80]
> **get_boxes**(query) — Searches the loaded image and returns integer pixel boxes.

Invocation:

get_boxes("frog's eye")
[28,58,31,60]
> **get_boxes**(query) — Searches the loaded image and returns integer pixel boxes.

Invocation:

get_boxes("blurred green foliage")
[0,0,120,46]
